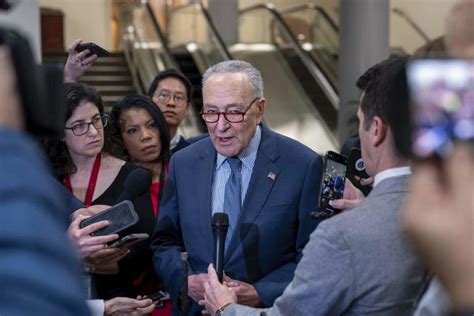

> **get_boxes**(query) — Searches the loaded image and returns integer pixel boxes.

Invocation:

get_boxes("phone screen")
[318,151,348,213]
[406,59,474,158]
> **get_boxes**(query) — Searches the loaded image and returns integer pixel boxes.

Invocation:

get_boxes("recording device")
[148,290,171,308]
[79,168,150,236]
[79,200,139,236]
[346,148,372,196]
[76,42,110,58]
[395,58,474,158]
[115,168,152,203]
[0,27,65,137]
[109,233,149,248]
[179,252,190,315]
[317,151,348,215]
[212,212,229,283]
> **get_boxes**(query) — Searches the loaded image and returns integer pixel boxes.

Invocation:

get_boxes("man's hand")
[403,145,474,309]
[104,296,155,316]
[67,213,118,258]
[224,273,261,307]
[199,264,237,315]
[188,273,209,303]
[0,46,24,130]
[64,38,98,83]
[330,178,365,210]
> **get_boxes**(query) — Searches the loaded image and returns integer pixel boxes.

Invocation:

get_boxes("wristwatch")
[215,303,232,316]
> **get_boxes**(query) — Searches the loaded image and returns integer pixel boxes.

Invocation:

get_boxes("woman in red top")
[109,95,172,315]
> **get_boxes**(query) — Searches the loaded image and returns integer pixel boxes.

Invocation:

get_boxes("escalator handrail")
[392,7,430,43]
[168,2,232,60]
[278,3,339,33]
[144,2,181,69]
[120,1,180,70]
[239,3,339,109]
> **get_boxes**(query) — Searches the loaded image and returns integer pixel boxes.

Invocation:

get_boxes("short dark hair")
[43,82,107,180]
[147,69,193,103]
[109,95,170,163]
[356,56,409,131]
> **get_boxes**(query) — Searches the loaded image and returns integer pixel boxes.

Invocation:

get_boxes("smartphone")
[406,58,474,158]
[76,42,110,57]
[79,200,139,236]
[318,151,348,214]
[109,233,149,248]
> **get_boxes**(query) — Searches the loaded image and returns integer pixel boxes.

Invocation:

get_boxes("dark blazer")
[152,126,323,313]
[171,135,190,155]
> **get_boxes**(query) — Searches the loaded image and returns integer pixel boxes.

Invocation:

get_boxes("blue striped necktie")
[224,157,242,249]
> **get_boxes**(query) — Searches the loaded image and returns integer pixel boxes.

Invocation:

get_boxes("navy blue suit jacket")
[0,130,89,315]
[152,126,323,313]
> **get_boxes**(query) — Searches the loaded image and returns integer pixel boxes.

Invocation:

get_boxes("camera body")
[0,27,65,137]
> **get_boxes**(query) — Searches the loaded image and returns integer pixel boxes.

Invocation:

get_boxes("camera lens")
[355,158,365,171]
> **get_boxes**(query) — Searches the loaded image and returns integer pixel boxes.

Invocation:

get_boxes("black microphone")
[115,168,152,204]
[212,212,229,283]
[179,252,189,315]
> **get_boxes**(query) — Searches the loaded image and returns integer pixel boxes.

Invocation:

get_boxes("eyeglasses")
[201,97,260,123]
[65,114,109,136]
[152,91,187,106]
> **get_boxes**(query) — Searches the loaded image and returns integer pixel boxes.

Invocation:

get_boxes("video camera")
[0,27,65,137]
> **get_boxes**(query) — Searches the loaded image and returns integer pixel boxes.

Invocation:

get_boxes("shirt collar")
[373,166,412,187]
[216,126,261,170]
[170,133,181,150]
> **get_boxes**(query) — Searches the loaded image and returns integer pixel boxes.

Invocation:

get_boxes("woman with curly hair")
[44,83,156,302]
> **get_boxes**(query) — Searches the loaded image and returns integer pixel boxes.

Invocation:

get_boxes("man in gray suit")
[200,56,425,315]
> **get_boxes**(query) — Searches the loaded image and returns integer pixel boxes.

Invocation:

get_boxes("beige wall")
[390,0,455,54]
[39,0,113,51]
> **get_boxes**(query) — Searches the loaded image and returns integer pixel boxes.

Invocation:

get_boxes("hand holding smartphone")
[318,151,348,214]
[109,233,149,248]
[79,201,139,236]
[75,42,110,58]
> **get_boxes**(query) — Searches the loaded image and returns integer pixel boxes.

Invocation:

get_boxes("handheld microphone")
[115,168,152,204]
[212,212,229,283]
[179,252,189,315]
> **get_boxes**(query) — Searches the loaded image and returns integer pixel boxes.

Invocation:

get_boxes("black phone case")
[317,151,348,213]
[76,42,110,57]
[109,233,149,248]
[79,200,139,236]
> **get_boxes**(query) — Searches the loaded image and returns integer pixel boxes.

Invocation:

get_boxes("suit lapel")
[225,127,280,261]
[196,140,217,251]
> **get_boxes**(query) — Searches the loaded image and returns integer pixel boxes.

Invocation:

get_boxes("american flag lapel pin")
[267,172,276,181]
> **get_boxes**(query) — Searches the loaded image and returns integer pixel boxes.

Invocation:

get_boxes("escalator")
[166,2,233,125]
[119,1,205,136]
[234,4,339,153]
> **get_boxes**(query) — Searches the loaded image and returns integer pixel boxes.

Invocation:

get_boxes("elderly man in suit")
[151,60,323,314]
[201,57,425,315]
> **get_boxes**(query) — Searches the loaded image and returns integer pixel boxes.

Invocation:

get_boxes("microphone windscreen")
[212,212,229,229]
[116,168,152,203]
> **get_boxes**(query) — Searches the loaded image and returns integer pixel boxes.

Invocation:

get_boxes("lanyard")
[64,154,101,207]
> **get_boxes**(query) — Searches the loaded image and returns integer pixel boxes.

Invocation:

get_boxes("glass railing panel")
[168,3,231,71]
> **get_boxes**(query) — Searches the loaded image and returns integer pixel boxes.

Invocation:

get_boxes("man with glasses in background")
[148,69,194,154]
[151,60,323,314]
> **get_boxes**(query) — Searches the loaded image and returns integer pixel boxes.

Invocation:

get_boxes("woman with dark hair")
[110,94,170,214]
[44,83,156,302]
[109,95,172,315]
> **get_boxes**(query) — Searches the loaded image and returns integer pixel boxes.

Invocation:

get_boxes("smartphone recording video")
[406,59,474,158]
[318,151,348,214]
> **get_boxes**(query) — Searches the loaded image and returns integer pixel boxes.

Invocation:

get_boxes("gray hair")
[202,60,264,97]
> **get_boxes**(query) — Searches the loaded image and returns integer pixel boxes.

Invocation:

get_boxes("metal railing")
[392,7,430,43]
[168,2,232,61]
[240,3,339,109]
